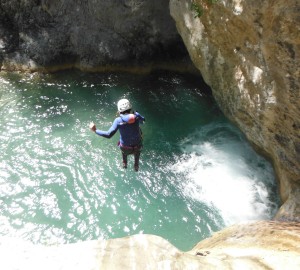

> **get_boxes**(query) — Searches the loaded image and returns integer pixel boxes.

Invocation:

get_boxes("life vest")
[118,113,143,145]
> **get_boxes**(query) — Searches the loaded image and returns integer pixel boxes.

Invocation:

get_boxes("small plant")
[191,2,203,18]
[191,0,219,18]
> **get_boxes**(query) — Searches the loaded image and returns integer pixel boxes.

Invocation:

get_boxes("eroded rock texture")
[0,0,189,71]
[191,221,300,269]
[1,222,300,270]
[0,1,300,268]
[170,0,300,221]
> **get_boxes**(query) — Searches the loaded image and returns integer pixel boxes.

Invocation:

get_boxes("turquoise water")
[0,70,279,251]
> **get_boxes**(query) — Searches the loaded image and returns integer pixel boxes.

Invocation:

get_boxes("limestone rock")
[191,221,300,269]
[170,0,300,221]
[0,234,204,269]
[1,222,300,269]
[0,0,189,72]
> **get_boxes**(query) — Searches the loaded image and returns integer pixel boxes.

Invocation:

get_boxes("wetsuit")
[95,112,145,169]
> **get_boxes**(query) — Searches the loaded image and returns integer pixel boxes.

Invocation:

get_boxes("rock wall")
[1,221,300,269]
[1,1,300,268]
[2,1,299,221]
[0,0,190,72]
[170,0,300,221]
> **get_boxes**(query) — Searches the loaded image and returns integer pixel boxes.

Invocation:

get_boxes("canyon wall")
[1,0,300,268]
[170,0,300,221]
[0,0,190,72]
[1,1,299,220]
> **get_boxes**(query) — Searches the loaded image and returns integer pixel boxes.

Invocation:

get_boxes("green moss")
[191,0,219,18]
[191,2,204,18]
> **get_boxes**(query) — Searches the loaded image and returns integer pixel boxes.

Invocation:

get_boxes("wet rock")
[170,0,300,221]
[0,0,189,72]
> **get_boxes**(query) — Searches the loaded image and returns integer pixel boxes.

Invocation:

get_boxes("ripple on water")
[171,123,279,226]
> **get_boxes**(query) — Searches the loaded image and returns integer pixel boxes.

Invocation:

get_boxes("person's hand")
[89,122,96,132]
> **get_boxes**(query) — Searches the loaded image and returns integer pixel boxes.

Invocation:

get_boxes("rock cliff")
[0,0,190,72]
[170,0,300,221]
[1,221,300,269]
[1,0,300,268]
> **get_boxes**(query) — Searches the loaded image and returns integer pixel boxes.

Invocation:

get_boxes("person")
[90,98,145,171]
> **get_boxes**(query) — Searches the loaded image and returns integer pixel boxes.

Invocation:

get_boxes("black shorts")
[120,144,143,155]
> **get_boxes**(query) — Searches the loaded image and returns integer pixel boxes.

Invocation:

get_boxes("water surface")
[0,70,279,251]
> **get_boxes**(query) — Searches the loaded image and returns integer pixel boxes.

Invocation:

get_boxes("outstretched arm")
[94,118,119,139]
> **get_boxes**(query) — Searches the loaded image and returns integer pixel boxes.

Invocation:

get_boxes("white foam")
[171,124,278,226]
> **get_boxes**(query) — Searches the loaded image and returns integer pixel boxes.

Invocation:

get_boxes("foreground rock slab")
[191,221,300,269]
[1,221,299,269]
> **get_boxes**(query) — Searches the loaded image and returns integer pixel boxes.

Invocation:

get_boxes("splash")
[171,123,279,226]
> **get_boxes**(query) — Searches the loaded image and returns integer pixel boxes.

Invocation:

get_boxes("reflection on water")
[0,71,279,251]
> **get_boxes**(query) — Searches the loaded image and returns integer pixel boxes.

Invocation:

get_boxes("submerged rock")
[170,0,300,221]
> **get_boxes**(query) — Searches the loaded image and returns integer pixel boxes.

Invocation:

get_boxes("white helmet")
[117,98,132,113]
